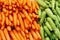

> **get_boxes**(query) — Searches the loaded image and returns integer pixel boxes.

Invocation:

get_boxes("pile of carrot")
[0,0,41,40]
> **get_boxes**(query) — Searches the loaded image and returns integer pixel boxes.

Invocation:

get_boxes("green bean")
[47,17,56,30]
[45,22,52,31]
[40,11,46,24]
[36,0,48,8]
[45,37,50,40]
[44,26,51,37]
[38,9,41,18]
[40,26,44,40]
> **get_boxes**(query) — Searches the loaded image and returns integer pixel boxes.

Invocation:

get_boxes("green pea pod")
[40,26,44,40]
[45,22,52,31]
[40,11,46,24]
[45,37,50,40]
[36,0,48,8]
[47,17,56,30]
[51,0,55,10]
[44,26,51,37]
[54,28,60,39]
[38,9,41,18]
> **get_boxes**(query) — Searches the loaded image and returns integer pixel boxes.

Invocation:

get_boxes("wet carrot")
[23,9,32,22]
[13,30,21,40]
[29,33,33,40]
[18,32,25,40]
[4,28,10,40]
[10,31,18,40]
[18,14,24,31]
[0,29,6,40]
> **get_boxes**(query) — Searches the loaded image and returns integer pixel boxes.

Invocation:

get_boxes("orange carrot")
[9,15,13,22]
[1,12,5,26]
[0,35,2,40]
[17,19,20,26]
[9,31,18,40]
[5,17,9,25]
[23,0,27,5]
[35,8,38,14]
[24,19,28,28]
[4,28,10,40]
[18,14,24,31]
[35,31,41,39]
[24,29,28,33]
[23,9,32,22]
[33,21,39,30]
[32,24,35,29]
[18,32,25,40]
[13,13,17,26]
[7,26,11,31]
[35,1,39,9]
[18,0,23,5]
[1,26,5,30]
[26,0,31,7]
[20,12,25,18]
[24,5,29,10]
[13,30,21,40]
[0,29,6,40]
[31,30,38,39]
[15,26,21,31]
[29,33,33,40]
[32,13,37,18]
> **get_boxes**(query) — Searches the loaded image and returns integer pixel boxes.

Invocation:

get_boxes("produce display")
[36,0,60,40]
[0,0,41,40]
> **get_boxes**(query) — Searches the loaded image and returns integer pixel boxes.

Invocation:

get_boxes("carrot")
[33,21,39,30]
[35,31,41,39]
[18,32,25,40]
[9,15,13,22]
[23,9,32,22]
[23,0,27,5]
[3,0,9,5]
[32,24,35,29]
[9,31,18,40]
[5,17,9,25]
[18,0,23,5]
[0,29,6,40]
[23,5,29,10]
[26,0,31,7]
[1,26,5,30]
[35,8,38,14]
[8,19,12,26]
[16,19,20,26]
[4,28,10,40]
[13,30,21,40]
[0,35,2,40]
[20,30,25,37]
[29,13,32,17]
[31,30,38,39]
[24,29,28,33]
[31,1,35,10]
[1,12,5,26]
[0,13,1,21]
[24,19,28,28]
[13,13,17,26]
[20,12,25,18]
[7,26,11,31]
[18,14,25,31]
[29,33,34,40]
[35,1,39,9]
[32,13,37,18]
[15,26,21,31]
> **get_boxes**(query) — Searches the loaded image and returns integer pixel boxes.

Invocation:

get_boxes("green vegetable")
[36,0,48,8]
[40,26,44,40]
[45,22,52,31]
[44,26,51,37]
[47,17,56,30]
[40,11,46,24]
[38,9,41,17]
[45,37,50,40]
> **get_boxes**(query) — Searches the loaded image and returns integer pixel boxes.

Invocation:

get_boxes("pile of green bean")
[36,0,60,40]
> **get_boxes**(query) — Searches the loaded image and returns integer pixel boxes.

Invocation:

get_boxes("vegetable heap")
[36,0,60,40]
[0,0,41,40]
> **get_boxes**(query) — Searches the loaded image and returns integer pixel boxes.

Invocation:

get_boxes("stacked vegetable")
[36,0,60,40]
[0,0,41,40]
